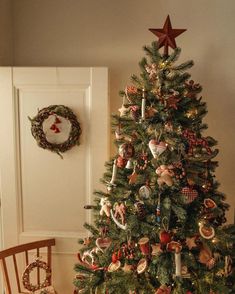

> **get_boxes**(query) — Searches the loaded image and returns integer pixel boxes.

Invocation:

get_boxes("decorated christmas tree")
[74,16,235,294]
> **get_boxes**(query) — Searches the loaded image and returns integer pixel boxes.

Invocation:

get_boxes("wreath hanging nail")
[29,105,82,158]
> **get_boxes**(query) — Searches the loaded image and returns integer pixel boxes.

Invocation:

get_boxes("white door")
[0,67,109,293]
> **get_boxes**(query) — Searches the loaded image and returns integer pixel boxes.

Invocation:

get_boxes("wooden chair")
[0,238,56,294]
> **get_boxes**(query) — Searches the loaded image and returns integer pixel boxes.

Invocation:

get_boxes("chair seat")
[34,285,57,294]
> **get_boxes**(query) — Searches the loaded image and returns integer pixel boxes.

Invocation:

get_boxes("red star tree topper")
[149,15,186,56]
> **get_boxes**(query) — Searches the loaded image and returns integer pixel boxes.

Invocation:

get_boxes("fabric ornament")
[156,165,174,187]
[181,187,198,204]
[148,140,167,158]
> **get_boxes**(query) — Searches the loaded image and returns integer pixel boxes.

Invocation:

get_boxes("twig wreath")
[22,258,51,292]
[29,105,82,158]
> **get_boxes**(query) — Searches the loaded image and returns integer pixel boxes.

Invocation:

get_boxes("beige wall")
[3,0,235,222]
[0,0,13,65]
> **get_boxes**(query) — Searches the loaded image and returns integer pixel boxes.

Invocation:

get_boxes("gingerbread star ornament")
[149,15,186,56]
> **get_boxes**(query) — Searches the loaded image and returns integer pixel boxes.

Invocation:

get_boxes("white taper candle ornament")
[110,159,117,185]
[175,252,181,277]
[141,88,146,120]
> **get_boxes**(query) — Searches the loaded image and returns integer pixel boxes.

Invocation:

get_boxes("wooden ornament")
[128,169,138,184]
[149,15,186,56]
[118,104,130,117]
[146,106,158,118]
[83,237,92,246]
[166,94,180,110]
[186,236,198,250]
[136,258,148,274]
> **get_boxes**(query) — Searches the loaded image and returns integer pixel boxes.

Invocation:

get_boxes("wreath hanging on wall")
[29,105,82,158]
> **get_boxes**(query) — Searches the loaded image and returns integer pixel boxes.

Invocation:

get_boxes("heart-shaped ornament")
[96,237,112,251]
[149,140,167,158]
[148,139,158,158]
[156,141,167,155]
[181,187,198,204]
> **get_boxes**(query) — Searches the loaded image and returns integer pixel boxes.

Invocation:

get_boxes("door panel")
[0,67,109,293]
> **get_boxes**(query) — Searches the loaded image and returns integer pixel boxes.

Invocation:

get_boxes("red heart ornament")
[181,187,198,204]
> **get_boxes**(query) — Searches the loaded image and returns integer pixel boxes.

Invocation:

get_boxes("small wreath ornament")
[22,258,51,292]
[29,105,81,158]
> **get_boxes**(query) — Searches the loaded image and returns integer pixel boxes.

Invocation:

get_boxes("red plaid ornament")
[206,257,215,269]
[125,85,138,95]
[181,187,198,204]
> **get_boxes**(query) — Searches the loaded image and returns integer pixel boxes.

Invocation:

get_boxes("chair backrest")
[0,238,56,294]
